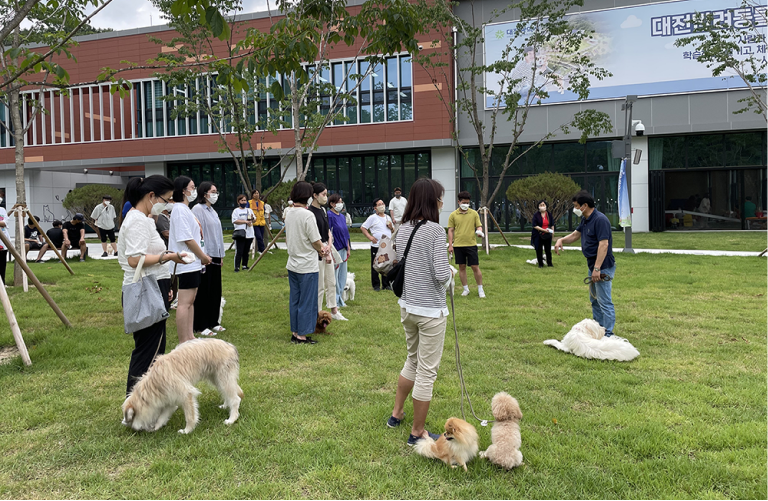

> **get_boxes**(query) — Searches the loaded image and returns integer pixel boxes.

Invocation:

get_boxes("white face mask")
[459,203,469,211]
[104,200,111,206]
[573,207,583,218]
[307,197,313,206]
[376,205,385,214]
[187,189,197,202]
[208,193,219,204]
[151,203,166,216]
[0,197,4,204]
[335,203,344,212]
[539,206,547,212]
[318,195,328,206]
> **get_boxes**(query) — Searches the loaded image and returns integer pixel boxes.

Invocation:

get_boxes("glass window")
[400,56,412,120]
[338,157,350,199]
[372,63,385,123]
[364,156,376,202]
[345,62,358,125]
[687,134,723,168]
[351,156,363,204]
[461,148,480,177]
[725,132,764,167]
[319,65,331,117]
[386,57,398,121]
[333,63,344,125]
[359,61,371,124]
[153,81,164,137]
[390,154,402,193]
[523,143,552,173]
[551,142,584,173]
[326,157,337,192]
[660,136,686,169]
[404,154,416,196]
[377,155,389,201]
[586,141,620,172]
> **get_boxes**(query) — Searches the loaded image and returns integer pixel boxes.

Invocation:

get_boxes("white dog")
[342,272,356,302]
[543,318,640,361]
[122,339,243,434]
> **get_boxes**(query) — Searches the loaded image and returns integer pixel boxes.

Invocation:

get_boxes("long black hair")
[124,175,174,207]
[173,176,194,203]
[195,181,215,205]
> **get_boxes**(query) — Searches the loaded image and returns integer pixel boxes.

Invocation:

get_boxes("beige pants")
[400,308,448,402]
[318,259,337,310]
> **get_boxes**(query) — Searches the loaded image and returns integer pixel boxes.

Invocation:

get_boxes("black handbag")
[387,220,427,297]
[232,229,246,240]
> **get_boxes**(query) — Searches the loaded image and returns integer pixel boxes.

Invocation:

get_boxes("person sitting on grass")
[555,190,624,341]
[24,216,49,263]
[447,191,485,298]
[62,213,88,262]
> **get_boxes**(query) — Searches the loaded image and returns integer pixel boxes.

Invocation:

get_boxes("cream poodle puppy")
[479,392,523,469]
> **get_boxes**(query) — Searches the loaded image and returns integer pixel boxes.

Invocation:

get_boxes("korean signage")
[484,0,768,108]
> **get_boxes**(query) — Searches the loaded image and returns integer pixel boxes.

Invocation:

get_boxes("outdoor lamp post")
[621,95,636,254]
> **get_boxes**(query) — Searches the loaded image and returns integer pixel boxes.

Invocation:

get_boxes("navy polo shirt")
[575,209,615,271]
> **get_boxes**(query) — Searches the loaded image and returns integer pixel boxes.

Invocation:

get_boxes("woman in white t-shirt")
[0,199,9,286]
[169,176,212,344]
[361,198,394,291]
[231,194,255,271]
[117,175,188,397]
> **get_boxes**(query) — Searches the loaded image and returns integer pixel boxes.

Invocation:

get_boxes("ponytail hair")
[124,175,174,207]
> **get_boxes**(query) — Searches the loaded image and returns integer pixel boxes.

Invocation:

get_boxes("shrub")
[506,172,581,224]
[62,185,123,233]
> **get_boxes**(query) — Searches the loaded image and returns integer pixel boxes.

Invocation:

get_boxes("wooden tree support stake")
[485,209,511,247]
[248,226,285,272]
[0,229,72,327]
[759,248,767,257]
[25,209,74,275]
[0,281,32,366]
[481,207,490,255]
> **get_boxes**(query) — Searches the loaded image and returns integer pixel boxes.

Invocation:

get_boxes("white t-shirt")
[284,207,321,274]
[388,196,407,223]
[0,207,9,250]
[117,209,172,286]
[231,207,255,239]
[167,203,202,275]
[362,213,393,247]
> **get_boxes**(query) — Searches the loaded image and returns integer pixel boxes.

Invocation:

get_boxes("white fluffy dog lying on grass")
[543,318,640,361]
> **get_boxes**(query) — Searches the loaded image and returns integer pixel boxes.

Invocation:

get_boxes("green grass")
[0,246,765,499]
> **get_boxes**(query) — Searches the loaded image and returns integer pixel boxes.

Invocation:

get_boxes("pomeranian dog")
[122,338,243,435]
[414,417,479,471]
[543,318,640,361]
[342,272,356,302]
[479,392,523,469]
[314,310,333,335]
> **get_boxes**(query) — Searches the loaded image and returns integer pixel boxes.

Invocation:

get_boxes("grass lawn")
[0,245,765,499]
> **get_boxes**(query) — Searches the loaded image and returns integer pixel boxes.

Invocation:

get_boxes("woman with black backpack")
[385,178,455,447]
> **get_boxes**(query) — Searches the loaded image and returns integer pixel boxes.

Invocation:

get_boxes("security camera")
[83,169,88,174]
[634,121,645,136]
[109,171,114,176]
[418,45,423,50]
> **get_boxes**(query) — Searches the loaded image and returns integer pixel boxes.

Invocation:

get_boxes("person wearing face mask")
[555,190,621,340]
[447,192,485,298]
[328,193,351,308]
[361,198,394,291]
[530,199,555,268]
[309,183,347,321]
[91,195,117,257]
[388,187,407,234]
[154,203,172,247]
[249,189,267,255]
[232,194,255,272]
[169,176,212,343]
[117,175,189,396]
[191,182,226,336]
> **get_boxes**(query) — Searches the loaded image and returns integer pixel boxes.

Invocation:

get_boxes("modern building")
[0,0,765,236]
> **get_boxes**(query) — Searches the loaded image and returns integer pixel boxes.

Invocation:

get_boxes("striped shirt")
[395,220,452,318]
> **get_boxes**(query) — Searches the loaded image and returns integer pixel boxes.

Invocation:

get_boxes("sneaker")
[373,287,381,292]
[407,430,440,446]
[461,289,470,297]
[331,312,348,321]
[386,415,403,428]
[241,266,248,271]
[478,289,486,299]
[101,252,108,258]
[234,268,240,273]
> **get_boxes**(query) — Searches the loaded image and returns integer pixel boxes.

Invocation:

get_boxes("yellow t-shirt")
[448,209,482,247]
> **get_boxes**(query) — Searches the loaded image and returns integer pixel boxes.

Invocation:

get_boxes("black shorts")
[26,241,43,250]
[99,228,116,242]
[67,240,84,248]
[177,270,202,290]
[454,246,479,266]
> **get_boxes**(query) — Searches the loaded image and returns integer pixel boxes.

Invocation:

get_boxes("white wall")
[431,146,457,226]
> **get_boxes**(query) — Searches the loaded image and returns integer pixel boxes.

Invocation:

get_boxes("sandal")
[200,328,217,336]
[212,325,226,333]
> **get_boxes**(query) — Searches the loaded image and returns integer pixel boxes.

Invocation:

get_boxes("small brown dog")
[414,417,479,471]
[314,310,333,335]
[479,392,523,469]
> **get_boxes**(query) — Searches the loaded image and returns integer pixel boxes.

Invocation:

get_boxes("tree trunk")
[8,86,26,287]
[291,78,303,180]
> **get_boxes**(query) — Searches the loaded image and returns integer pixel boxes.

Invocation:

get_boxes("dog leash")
[449,285,495,427]
[584,274,612,301]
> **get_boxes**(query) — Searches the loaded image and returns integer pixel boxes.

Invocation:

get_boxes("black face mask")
[239,203,248,208]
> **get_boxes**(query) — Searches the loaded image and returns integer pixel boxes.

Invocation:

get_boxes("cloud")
[621,15,642,29]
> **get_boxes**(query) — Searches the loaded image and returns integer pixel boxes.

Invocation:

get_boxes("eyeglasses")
[158,195,171,204]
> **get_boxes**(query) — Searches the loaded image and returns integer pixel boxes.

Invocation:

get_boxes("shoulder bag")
[386,219,427,298]
[122,255,170,334]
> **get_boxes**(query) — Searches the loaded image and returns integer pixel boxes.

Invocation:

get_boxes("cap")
[73,213,84,221]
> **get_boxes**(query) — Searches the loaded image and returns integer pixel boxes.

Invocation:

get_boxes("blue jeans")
[288,270,319,336]
[335,248,348,307]
[589,265,616,336]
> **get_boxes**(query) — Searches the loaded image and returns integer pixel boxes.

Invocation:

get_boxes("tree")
[414,0,613,213]
[62,184,123,235]
[505,171,581,224]
[263,180,295,222]
[674,0,767,121]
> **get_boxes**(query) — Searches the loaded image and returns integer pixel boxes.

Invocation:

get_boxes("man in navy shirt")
[555,190,621,339]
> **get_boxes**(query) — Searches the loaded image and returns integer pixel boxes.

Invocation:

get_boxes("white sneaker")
[461,289,470,297]
[478,289,486,298]
[331,312,348,321]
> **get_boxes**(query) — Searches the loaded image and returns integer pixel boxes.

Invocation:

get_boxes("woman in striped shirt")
[386,178,455,446]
